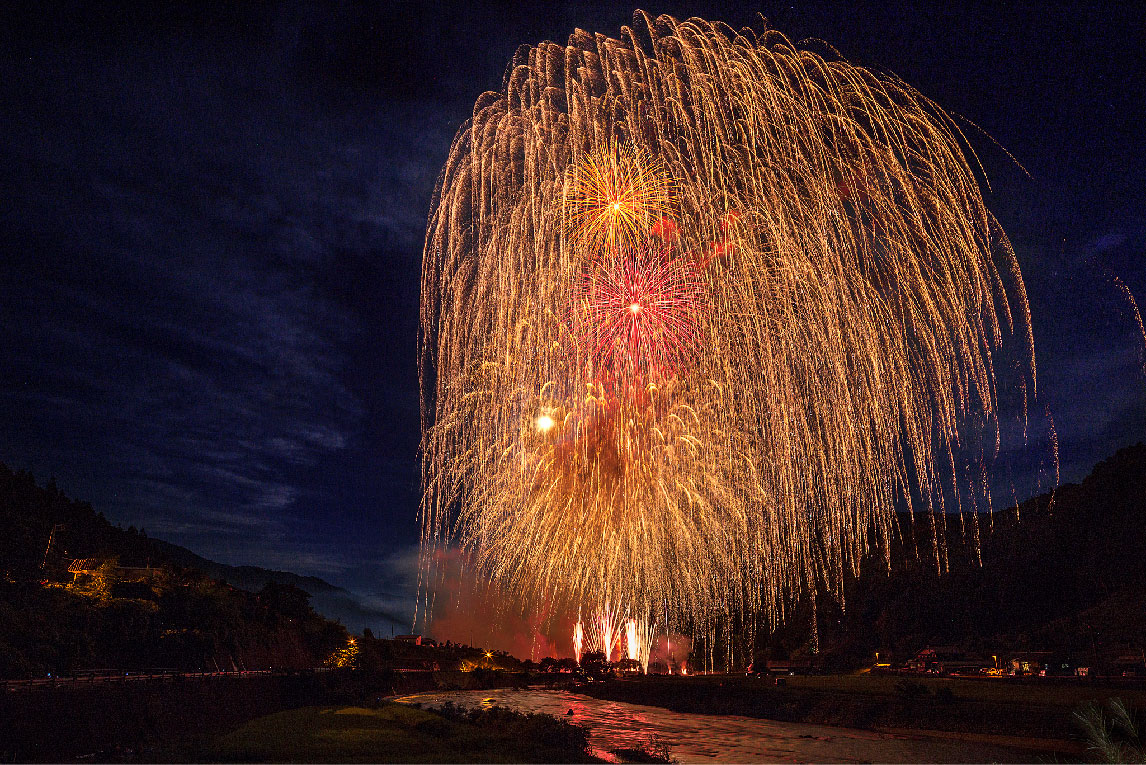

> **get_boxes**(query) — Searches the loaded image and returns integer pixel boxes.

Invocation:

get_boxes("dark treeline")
[0,463,347,677]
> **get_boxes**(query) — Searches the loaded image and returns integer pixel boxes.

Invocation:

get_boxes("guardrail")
[1,668,293,691]
[0,665,447,692]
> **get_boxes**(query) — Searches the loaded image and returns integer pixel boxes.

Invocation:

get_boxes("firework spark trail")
[572,618,584,664]
[419,12,1045,634]
[1113,274,1146,374]
[599,612,616,663]
[626,620,639,662]
[586,600,627,662]
[625,616,656,673]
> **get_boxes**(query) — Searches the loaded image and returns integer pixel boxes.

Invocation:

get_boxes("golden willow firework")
[419,12,1038,631]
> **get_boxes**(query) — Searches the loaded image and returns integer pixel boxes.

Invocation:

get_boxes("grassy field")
[199,703,601,763]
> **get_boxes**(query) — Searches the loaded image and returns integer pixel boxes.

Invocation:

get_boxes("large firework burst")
[419,12,1041,633]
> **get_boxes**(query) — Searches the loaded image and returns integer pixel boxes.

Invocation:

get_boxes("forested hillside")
[763,443,1146,670]
[0,464,347,677]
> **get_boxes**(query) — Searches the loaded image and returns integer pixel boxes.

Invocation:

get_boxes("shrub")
[894,679,929,700]
[1074,698,1144,764]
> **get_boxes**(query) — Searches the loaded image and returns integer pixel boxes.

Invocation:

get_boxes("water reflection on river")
[393,687,1046,763]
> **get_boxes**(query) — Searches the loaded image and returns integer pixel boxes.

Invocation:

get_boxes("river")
[392,687,1053,763]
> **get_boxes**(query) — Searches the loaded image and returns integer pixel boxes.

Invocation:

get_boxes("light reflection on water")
[392,687,1044,763]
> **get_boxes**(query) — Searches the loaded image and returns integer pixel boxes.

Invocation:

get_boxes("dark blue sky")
[2,1,1143,619]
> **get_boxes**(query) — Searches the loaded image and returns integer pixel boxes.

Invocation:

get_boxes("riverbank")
[393,687,1067,763]
[574,673,1145,754]
[195,702,603,763]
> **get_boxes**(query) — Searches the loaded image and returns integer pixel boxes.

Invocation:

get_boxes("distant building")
[907,646,992,675]
[1113,655,1146,677]
[395,634,423,645]
[67,558,104,581]
[67,558,161,585]
[1008,651,1054,676]
[1039,655,1078,677]
[764,656,822,674]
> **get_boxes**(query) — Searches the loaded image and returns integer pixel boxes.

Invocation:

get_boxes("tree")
[616,657,642,674]
[580,650,607,677]
[257,582,312,620]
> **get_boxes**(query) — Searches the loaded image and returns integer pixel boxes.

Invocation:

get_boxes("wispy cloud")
[0,29,448,586]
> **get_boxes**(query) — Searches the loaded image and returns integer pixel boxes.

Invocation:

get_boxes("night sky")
[2,1,1144,624]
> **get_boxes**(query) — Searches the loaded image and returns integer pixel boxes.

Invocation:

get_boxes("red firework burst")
[573,244,708,385]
